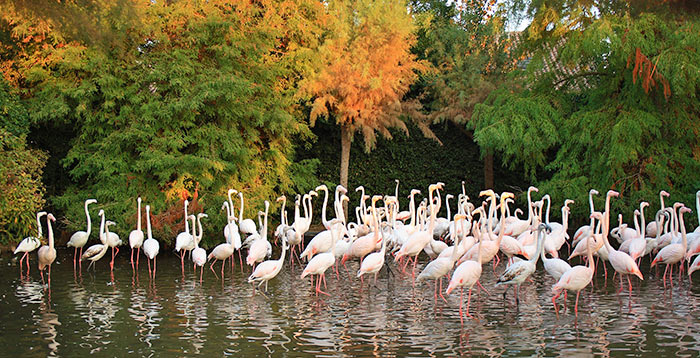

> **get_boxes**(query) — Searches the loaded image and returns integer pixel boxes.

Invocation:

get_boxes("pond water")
[2,246,700,357]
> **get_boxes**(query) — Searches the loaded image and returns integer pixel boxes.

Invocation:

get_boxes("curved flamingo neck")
[678,208,688,251]
[47,217,55,249]
[633,210,640,235]
[320,187,329,228]
[85,201,93,235]
[239,193,245,223]
[262,202,269,241]
[136,199,141,231]
[196,216,204,247]
[183,200,190,232]
[36,213,43,238]
[146,207,153,240]
[639,205,647,238]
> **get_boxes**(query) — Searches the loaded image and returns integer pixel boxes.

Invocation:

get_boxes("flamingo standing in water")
[143,205,160,280]
[81,209,109,269]
[14,211,47,277]
[175,199,194,275]
[67,199,97,269]
[128,197,144,270]
[37,213,57,287]
[445,210,488,323]
[301,215,347,296]
[496,221,547,306]
[248,236,289,295]
[651,206,691,287]
[208,203,235,280]
[191,213,208,283]
[358,196,390,285]
[552,213,601,316]
[599,191,644,294]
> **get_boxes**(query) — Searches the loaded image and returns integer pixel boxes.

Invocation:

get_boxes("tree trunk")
[484,151,494,189]
[340,124,352,221]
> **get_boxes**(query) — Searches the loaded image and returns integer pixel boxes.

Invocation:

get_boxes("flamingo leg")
[459,287,464,325]
[200,265,204,284]
[476,280,490,296]
[74,247,78,268]
[466,288,473,318]
[316,273,330,296]
[552,291,560,317]
[135,247,139,270]
[153,256,156,279]
[663,264,669,289]
[180,251,185,276]
[221,258,226,280]
[574,291,581,316]
[238,250,244,271]
[79,247,84,270]
[148,257,153,278]
[210,259,219,279]
[439,278,447,303]
[48,265,52,287]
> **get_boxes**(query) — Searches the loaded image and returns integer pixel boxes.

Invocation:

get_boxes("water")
[2,247,700,357]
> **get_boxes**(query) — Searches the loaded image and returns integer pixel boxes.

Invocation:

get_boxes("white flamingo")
[128,197,144,270]
[175,199,194,274]
[14,211,47,276]
[81,209,109,270]
[37,213,57,287]
[67,199,97,268]
[192,213,208,283]
[143,205,160,279]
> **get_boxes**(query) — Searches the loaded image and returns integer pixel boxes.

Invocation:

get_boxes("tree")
[471,1,700,222]
[8,0,326,247]
[300,0,432,189]
[411,0,517,188]
[0,81,47,244]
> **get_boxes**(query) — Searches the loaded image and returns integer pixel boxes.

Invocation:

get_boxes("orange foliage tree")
[299,0,432,189]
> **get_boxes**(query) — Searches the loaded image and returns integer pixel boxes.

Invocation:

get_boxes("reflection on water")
[1,249,700,357]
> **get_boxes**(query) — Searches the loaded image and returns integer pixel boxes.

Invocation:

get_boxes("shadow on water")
[1,247,700,356]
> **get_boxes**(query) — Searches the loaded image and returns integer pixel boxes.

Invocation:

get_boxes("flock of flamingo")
[11,181,700,321]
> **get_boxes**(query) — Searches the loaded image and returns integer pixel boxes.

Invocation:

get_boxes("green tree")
[0,81,47,245]
[472,1,700,222]
[12,0,325,247]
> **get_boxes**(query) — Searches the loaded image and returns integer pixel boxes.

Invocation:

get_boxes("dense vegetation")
[0,0,698,247]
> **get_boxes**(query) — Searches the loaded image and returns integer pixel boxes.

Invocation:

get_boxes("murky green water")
[2,246,700,357]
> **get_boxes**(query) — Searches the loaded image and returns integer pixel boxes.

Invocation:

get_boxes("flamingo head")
[607,190,620,198]
[87,198,98,205]
[590,189,599,196]
[661,190,670,197]
[314,184,328,192]
[529,186,539,194]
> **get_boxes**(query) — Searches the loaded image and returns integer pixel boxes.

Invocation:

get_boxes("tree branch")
[552,71,609,88]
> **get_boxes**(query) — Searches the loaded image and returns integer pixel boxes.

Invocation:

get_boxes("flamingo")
[14,211,47,276]
[394,183,443,284]
[37,213,57,287]
[445,210,488,323]
[81,209,109,269]
[248,236,289,295]
[418,213,467,302]
[175,199,195,274]
[247,201,272,268]
[599,191,644,294]
[301,221,344,296]
[143,205,160,280]
[102,213,122,272]
[67,199,97,269]
[496,222,548,305]
[689,252,700,278]
[128,197,144,270]
[192,213,208,283]
[208,203,235,280]
[624,203,649,261]
[651,206,691,287]
[358,196,391,285]
[552,214,600,317]
[224,189,241,248]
